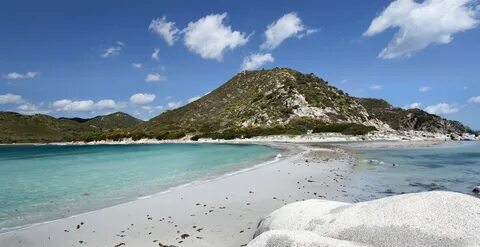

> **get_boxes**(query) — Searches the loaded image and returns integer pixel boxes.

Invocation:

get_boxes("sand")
[0,143,356,247]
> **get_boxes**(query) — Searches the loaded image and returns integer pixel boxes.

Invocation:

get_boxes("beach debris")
[473,186,480,194]
[158,243,177,247]
[114,243,125,247]
[76,224,80,229]
[180,233,190,239]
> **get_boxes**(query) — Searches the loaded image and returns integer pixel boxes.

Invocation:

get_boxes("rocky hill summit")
[134,68,472,140]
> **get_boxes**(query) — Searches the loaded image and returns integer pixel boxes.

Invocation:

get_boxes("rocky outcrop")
[249,191,480,247]
[357,98,472,135]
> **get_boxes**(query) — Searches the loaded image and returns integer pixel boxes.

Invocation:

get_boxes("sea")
[348,141,480,202]
[1,141,479,233]
[0,143,277,233]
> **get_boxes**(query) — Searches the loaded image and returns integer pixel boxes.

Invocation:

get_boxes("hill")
[0,68,473,143]
[357,98,472,134]
[132,68,472,140]
[0,112,141,143]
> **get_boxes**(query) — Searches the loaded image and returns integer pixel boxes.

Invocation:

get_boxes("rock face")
[248,191,480,247]
[357,98,472,135]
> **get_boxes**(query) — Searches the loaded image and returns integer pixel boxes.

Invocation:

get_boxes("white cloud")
[0,93,23,104]
[152,48,160,61]
[52,99,95,112]
[369,84,383,90]
[187,96,201,103]
[403,102,422,109]
[130,93,156,105]
[419,86,432,92]
[95,99,119,110]
[141,105,164,114]
[51,99,123,112]
[132,63,142,69]
[241,53,274,71]
[183,13,249,61]
[340,79,348,84]
[149,16,180,46]
[145,73,166,82]
[101,41,125,58]
[364,0,479,59]
[425,103,459,114]
[17,103,50,115]
[167,101,183,109]
[468,96,480,104]
[261,12,317,50]
[3,71,38,80]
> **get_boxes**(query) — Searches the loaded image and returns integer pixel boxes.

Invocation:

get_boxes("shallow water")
[0,143,277,232]
[349,141,480,201]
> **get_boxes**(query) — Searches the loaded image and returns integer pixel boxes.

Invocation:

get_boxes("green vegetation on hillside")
[0,68,472,143]
[0,112,142,143]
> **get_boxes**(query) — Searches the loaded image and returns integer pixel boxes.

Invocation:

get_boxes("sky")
[0,0,479,129]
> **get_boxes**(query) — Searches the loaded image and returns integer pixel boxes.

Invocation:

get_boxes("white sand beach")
[0,143,356,247]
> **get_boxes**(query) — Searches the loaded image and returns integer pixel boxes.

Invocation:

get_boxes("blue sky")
[1,0,479,129]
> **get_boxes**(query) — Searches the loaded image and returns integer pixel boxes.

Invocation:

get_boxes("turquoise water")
[0,143,277,232]
[349,141,480,201]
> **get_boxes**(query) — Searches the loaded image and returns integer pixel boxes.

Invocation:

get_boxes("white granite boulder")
[248,191,480,247]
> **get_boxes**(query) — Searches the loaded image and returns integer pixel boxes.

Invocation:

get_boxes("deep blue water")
[349,141,480,201]
[0,143,277,232]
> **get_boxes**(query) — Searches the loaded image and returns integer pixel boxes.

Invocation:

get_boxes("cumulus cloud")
[261,12,317,50]
[52,99,95,112]
[152,48,160,61]
[95,99,120,110]
[17,103,50,115]
[149,16,180,46]
[403,102,422,109]
[145,73,166,82]
[0,93,23,104]
[183,13,249,61]
[101,41,125,58]
[425,103,459,114]
[141,105,164,114]
[3,72,38,80]
[419,86,432,92]
[187,96,201,103]
[51,99,122,112]
[468,96,480,103]
[369,84,383,90]
[167,101,183,109]
[364,0,479,59]
[241,53,274,71]
[130,93,156,105]
[132,63,142,69]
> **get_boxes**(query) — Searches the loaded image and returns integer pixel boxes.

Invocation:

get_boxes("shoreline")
[0,142,357,247]
[0,143,286,235]
[1,140,478,246]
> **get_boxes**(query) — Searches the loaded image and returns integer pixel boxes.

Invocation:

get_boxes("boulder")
[248,191,480,247]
